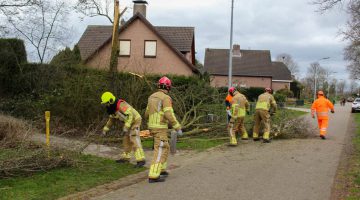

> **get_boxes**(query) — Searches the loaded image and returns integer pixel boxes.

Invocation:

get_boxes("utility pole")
[228,0,234,89]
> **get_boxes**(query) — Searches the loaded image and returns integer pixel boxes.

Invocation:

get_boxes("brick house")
[204,45,292,91]
[77,1,198,76]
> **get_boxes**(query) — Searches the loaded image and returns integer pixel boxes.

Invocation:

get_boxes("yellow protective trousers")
[148,129,169,179]
[252,109,271,140]
[121,120,145,162]
[234,117,248,139]
[317,119,329,136]
[228,122,238,145]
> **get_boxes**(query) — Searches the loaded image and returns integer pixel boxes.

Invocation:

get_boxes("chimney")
[133,1,148,18]
[232,44,241,57]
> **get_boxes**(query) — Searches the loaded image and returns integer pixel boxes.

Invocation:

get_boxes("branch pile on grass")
[0,114,76,178]
[270,110,316,139]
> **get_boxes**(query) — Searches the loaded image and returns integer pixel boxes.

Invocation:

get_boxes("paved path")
[94,104,352,200]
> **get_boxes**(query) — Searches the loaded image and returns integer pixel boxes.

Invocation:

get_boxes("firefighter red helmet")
[265,88,272,92]
[228,87,236,95]
[158,76,172,90]
[317,91,324,96]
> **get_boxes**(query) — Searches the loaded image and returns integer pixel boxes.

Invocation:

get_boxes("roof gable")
[77,26,113,62]
[77,13,197,73]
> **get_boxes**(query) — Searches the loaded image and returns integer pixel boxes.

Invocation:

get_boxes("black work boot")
[115,159,130,164]
[263,139,271,143]
[148,177,166,183]
[160,171,169,178]
[253,138,260,141]
[320,135,326,140]
[134,160,146,168]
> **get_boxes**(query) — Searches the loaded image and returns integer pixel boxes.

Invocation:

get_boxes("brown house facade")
[204,45,292,91]
[77,1,198,76]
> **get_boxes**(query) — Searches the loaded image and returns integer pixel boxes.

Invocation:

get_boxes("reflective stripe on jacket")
[104,100,141,129]
[311,96,334,119]
[255,92,277,111]
[230,91,249,118]
[145,90,181,130]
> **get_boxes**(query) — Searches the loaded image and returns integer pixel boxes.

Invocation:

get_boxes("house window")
[119,40,131,56]
[144,40,157,57]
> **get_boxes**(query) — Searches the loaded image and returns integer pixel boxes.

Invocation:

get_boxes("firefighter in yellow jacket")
[145,76,182,183]
[101,92,146,167]
[252,88,277,143]
[228,87,250,146]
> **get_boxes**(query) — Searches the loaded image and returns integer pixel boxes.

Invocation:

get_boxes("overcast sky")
[70,0,349,80]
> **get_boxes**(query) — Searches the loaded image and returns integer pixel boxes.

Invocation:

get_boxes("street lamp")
[313,57,330,101]
[228,0,235,89]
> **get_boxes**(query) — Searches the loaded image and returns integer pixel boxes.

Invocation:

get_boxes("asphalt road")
[94,104,352,200]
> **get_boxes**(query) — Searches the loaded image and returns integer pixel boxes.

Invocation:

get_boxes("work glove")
[176,129,183,137]
[270,112,275,116]
[312,115,315,119]
[331,110,335,114]
[102,126,110,135]
[246,110,250,115]
[226,110,232,117]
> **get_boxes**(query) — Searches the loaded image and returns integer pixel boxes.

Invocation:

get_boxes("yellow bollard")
[45,111,50,157]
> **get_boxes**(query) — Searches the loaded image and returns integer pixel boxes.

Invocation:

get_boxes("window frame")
[119,39,131,57]
[144,40,157,58]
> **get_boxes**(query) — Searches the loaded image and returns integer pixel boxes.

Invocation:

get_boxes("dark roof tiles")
[77,26,113,62]
[155,26,194,52]
[204,48,292,81]
[77,25,194,61]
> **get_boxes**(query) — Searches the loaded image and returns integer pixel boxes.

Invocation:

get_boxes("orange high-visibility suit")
[311,96,334,137]
[225,94,233,123]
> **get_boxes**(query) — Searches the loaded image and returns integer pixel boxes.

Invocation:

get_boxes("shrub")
[50,45,81,67]
[274,93,286,102]
[276,88,294,98]
[0,38,27,93]
[1,63,223,134]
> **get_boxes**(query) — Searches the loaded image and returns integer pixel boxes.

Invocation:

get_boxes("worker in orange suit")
[225,92,233,123]
[311,91,335,140]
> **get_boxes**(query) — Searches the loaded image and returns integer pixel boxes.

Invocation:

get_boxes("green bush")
[0,63,222,133]
[274,93,286,102]
[0,38,27,93]
[276,88,294,98]
[50,45,81,67]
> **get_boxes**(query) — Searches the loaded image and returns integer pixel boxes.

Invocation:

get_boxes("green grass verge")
[346,113,360,199]
[0,154,145,200]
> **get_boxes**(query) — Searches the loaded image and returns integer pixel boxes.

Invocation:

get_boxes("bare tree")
[312,0,345,12]
[74,0,128,24]
[5,0,71,63]
[337,80,347,95]
[344,1,360,79]
[276,53,299,77]
[0,0,37,35]
[301,62,328,97]
[313,0,360,80]
[350,80,358,93]
[0,0,34,9]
